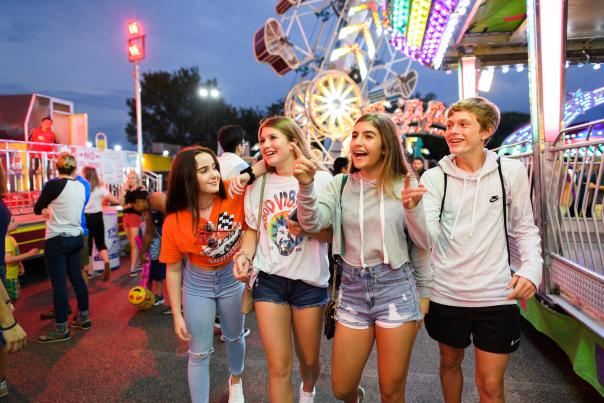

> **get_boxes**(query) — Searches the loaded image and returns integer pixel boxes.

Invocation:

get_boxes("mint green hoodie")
[297,172,432,298]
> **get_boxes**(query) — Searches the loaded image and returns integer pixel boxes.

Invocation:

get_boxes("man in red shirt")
[28,116,57,190]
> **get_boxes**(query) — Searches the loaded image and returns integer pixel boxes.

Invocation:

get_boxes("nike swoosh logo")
[510,338,520,346]
[490,196,499,203]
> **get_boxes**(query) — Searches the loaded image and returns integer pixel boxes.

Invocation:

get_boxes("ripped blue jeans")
[183,261,246,403]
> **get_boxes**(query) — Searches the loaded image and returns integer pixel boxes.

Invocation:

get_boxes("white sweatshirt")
[420,150,543,307]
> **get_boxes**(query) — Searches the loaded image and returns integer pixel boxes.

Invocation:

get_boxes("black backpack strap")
[497,157,511,265]
[439,168,447,223]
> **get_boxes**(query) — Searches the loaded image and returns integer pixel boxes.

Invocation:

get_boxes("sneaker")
[70,316,92,330]
[0,379,7,397]
[299,382,316,403]
[38,328,71,343]
[227,376,244,403]
[220,328,251,343]
[357,386,365,403]
[40,309,72,320]
[153,295,165,306]
[88,271,101,279]
[129,269,138,278]
[161,307,172,315]
[102,262,111,281]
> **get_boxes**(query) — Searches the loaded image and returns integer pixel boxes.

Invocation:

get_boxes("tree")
[125,67,278,151]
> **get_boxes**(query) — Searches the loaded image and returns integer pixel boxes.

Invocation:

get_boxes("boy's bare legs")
[474,348,509,403]
[438,343,465,403]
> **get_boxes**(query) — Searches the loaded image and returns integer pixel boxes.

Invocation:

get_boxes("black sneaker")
[153,295,165,306]
[38,329,71,343]
[70,316,92,330]
[161,307,172,315]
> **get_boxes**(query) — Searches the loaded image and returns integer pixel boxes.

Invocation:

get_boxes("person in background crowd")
[411,157,426,178]
[0,164,27,397]
[293,113,431,402]
[83,166,121,281]
[217,125,249,180]
[233,117,332,403]
[132,189,167,306]
[120,171,145,277]
[35,152,89,343]
[4,217,39,301]
[331,157,349,175]
[28,116,57,190]
[421,97,542,403]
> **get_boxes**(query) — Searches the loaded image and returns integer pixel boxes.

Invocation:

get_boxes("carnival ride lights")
[388,0,473,69]
[501,86,604,153]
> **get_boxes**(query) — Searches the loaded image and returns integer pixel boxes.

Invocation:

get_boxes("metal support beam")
[457,56,478,99]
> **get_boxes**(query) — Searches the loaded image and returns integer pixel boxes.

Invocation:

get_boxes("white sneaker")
[299,382,316,403]
[228,376,244,403]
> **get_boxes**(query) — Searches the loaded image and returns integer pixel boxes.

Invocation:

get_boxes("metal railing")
[143,170,163,193]
[0,139,140,215]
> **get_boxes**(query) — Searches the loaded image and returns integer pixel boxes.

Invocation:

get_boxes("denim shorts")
[252,271,328,309]
[336,262,422,329]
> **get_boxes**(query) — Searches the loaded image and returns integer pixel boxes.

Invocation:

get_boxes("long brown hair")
[349,113,411,198]
[166,146,227,233]
[258,116,324,172]
[82,166,100,192]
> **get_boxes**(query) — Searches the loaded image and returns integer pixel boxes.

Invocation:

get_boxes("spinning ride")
[254,0,421,160]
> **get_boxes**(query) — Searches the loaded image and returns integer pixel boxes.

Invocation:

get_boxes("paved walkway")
[4,259,602,402]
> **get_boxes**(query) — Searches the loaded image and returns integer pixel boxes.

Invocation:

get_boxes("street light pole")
[134,62,143,170]
[127,20,146,172]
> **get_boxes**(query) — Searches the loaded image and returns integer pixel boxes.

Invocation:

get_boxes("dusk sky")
[1,0,602,150]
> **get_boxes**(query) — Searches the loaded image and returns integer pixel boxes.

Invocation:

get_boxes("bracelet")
[240,166,255,185]
[0,320,17,331]
[234,251,252,262]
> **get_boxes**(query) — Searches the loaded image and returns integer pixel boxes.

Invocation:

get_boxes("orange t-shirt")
[160,190,246,268]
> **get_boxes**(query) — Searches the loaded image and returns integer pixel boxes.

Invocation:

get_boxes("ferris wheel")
[254,0,419,161]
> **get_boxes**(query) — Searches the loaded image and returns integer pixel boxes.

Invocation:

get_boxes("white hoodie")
[420,149,542,307]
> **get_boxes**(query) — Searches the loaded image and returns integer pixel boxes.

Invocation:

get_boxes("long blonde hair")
[349,113,411,198]
[258,116,324,172]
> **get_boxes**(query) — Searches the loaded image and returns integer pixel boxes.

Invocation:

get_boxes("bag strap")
[255,175,267,249]
[330,174,348,303]
[497,157,510,265]
[439,167,447,222]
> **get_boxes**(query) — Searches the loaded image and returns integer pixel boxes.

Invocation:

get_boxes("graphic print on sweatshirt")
[262,189,303,256]
[194,210,243,262]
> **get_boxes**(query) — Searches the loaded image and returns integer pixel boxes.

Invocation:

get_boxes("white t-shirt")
[218,152,248,179]
[244,171,332,287]
[85,187,110,214]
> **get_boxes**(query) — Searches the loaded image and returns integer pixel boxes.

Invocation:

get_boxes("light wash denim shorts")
[336,262,422,329]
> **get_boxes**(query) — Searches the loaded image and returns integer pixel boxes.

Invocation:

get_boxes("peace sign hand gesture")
[401,174,427,209]
[291,143,316,186]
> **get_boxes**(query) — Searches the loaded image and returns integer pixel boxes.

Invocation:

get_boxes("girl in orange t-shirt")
[160,145,261,403]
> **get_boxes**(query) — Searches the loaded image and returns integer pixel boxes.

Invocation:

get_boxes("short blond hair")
[447,97,500,133]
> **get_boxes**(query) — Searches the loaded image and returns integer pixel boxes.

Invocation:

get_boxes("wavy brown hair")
[349,113,411,198]
[166,146,227,233]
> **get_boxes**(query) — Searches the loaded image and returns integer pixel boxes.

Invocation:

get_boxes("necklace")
[200,198,213,211]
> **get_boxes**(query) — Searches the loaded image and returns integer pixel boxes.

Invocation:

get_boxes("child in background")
[132,189,167,306]
[4,217,39,301]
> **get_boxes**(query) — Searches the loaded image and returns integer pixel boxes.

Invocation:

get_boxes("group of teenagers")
[158,96,543,403]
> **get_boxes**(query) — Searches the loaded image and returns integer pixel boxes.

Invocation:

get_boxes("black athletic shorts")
[425,301,521,354]
[86,212,107,255]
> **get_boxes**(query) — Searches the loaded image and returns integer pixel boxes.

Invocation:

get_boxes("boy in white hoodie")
[420,97,542,403]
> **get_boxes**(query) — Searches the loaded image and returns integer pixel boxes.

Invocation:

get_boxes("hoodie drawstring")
[469,174,482,238]
[449,178,466,240]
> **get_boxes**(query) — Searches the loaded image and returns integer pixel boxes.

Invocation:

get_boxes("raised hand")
[401,174,427,209]
[291,143,316,185]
